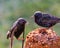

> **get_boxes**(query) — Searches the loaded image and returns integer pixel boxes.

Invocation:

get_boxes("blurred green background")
[0,0,60,48]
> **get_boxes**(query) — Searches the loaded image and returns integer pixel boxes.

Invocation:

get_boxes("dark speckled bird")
[33,11,60,28]
[7,18,27,39]
[7,18,27,48]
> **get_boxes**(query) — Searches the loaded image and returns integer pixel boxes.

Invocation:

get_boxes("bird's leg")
[10,27,17,48]
[47,27,53,32]
[17,38,24,41]
[10,34,14,48]
[10,31,14,48]
[50,27,53,32]
[22,31,25,48]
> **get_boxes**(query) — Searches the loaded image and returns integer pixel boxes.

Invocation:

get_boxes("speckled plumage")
[34,11,60,28]
[7,18,27,39]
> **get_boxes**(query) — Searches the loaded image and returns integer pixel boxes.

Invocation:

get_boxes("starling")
[33,11,60,28]
[7,18,27,39]
[7,18,27,48]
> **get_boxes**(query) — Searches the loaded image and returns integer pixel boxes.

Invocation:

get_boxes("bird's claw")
[17,38,24,41]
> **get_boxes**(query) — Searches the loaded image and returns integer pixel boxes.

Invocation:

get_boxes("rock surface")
[24,28,60,48]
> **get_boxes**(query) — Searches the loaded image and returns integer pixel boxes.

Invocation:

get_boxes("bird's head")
[33,11,42,19]
[17,18,27,25]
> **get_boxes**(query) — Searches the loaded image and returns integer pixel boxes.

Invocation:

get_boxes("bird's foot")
[46,27,53,32]
[49,27,53,32]
[17,38,24,41]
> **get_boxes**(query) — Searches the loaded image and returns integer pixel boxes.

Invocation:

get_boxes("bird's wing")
[42,14,51,22]
[48,15,59,23]
[10,21,18,32]
[42,14,57,23]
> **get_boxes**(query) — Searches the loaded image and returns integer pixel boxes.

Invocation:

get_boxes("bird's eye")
[19,21,26,24]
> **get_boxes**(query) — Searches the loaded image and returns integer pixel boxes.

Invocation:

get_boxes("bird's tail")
[7,31,11,39]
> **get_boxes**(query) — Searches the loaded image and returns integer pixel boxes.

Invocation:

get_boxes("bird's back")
[36,13,59,27]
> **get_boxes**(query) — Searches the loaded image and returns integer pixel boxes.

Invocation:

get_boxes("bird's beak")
[26,21,29,25]
[30,15,34,18]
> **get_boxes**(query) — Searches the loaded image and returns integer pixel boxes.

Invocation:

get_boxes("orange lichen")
[24,28,60,48]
